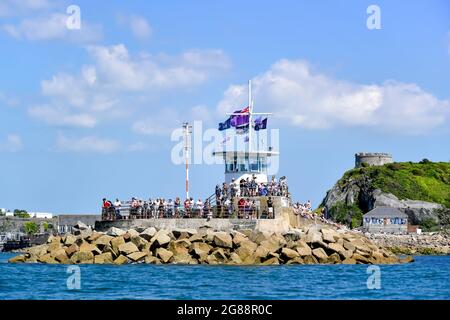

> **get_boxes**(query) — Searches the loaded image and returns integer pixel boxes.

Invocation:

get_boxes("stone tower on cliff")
[355,152,393,168]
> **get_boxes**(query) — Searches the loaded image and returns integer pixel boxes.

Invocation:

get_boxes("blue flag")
[254,117,267,131]
[218,117,231,131]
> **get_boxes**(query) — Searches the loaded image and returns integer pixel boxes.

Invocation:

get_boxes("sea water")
[0,253,448,300]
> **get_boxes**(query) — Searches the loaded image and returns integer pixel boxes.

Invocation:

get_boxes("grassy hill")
[322,160,450,229]
[340,160,450,208]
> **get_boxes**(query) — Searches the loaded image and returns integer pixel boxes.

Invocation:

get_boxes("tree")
[43,222,53,232]
[23,222,38,235]
[14,209,30,218]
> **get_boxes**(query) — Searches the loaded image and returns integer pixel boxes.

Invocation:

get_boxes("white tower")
[213,80,278,184]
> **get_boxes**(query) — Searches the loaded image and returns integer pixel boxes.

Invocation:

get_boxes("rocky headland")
[321,161,450,228]
[9,222,413,265]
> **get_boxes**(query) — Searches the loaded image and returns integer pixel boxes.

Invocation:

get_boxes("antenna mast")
[182,122,192,200]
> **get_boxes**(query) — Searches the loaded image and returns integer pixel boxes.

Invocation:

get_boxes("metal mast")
[182,122,192,200]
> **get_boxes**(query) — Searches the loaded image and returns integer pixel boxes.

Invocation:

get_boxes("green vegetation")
[23,222,38,235]
[43,222,53,232]
[342,161,450,208]
[13,209,30,219]
[328,201,363,227]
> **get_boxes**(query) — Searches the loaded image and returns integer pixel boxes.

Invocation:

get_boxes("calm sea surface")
[0,253,448,300]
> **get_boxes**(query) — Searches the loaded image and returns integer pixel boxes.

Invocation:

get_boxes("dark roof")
[57,214,100,226]
[363,206,408,218]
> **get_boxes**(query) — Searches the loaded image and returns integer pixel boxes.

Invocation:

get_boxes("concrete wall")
[95,216,291,234]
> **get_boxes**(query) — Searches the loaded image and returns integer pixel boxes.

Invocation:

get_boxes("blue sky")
[0,0,449,213]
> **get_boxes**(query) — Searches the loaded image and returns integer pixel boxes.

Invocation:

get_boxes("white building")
[29,212,53,219]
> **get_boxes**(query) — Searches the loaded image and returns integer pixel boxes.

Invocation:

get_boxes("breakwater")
[8,221,413,265]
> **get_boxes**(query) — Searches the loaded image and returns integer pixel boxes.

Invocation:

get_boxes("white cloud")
[0,0,51,17]
[87,44,230,90]
[0,134,23,152]
[129,15,152,40]
[56,135,120,153]
[0,92,20,107]
[29,105,97,128]
[217,59,450,134]
[2,13,102,43]
[29,44,230,128]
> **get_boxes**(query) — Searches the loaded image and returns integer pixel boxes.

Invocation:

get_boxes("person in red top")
[102,198,112,220]
[238,197,245,219]
[102,198,112,208]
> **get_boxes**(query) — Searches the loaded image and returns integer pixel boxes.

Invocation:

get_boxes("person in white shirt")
[196,199,203,217]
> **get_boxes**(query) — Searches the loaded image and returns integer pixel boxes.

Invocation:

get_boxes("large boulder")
[172,228,197,239]
[145,256,161,264]
[9,255,26,263]
[249,231,271,244]
[110,236,126,256]
[261,257,280,265]
[172,253,197,264]
[113,255,129,265]
[189,242,212,259]
[38,253,58,264]
[74,227,93,239]
[305,228,323,244]
[156,248,173,263]
[234,240,257,261]
[118,242,139,255]
[213,232,233,248]
[74,221,89,230]
[63,234,77,246]
[65,244,79,257]
[127,251,148,262]
[312,248,328,263]
[295,241,312,257]
[281,247,300,260]
[321,228,340,243]
[131,236,149,250]
[70,251,94,264]
[209,248,228,263]
[327,243,350,259]
[94,235,114,248]
[229,252,243,264]
[188,233,205,243]
[79,242,102,255]
[107,227,126,237]
[168,241,190,256]
[231,231,248,246]
[87,231,104,242]
[139,227,157,241]
[151,230,172,248]
[282,230,302,242]
[259,238,282,254]
[94,252,113,264]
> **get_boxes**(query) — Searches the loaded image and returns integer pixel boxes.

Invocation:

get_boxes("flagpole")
[248,80,252,153]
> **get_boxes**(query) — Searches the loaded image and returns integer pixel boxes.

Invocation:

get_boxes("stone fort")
[355,152,393,168]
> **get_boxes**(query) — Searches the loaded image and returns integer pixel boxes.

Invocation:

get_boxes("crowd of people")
[101,175,289,220]
[292,202,347,229]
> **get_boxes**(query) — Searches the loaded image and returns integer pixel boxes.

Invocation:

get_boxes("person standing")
[267,197,274,219]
